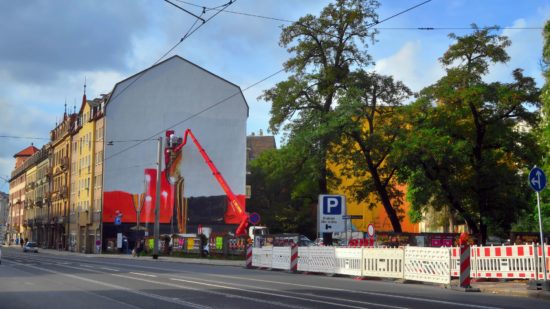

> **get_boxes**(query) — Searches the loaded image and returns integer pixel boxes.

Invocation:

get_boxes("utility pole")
[153,137,162,259]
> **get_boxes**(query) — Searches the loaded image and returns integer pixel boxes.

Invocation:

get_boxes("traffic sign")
[318,195,346,233]
[367,224,375,237]
[343,215,363,220]
[249,212,261,225]
[529,167,547,192]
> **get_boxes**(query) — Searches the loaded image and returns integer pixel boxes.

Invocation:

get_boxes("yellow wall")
[327,122,419,233]
[72,102,95,216]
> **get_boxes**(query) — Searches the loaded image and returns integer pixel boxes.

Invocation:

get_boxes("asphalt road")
[0,247,548,309]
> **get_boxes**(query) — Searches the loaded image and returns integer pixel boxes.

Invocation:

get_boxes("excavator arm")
[166,129,249,236]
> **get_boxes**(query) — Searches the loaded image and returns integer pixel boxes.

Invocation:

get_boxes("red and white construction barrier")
[451,244,550,280]
[459,244,471,288]
[246,245,253,269]
[290,243,298,272]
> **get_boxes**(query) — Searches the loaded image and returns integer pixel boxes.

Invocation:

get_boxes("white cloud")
[374,41,444,92]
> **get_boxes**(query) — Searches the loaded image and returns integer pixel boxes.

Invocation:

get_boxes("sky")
[0,0,549,191]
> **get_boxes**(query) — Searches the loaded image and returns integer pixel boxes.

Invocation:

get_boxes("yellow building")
[328,121,419,234]
[8,145,38,244]
[91,94,107,253]
[24,164,37,242]
[35,148,51,247]
[50,109,75,250]
[69,91,105,253]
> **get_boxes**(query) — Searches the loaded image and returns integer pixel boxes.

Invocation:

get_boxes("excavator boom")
[169,129,249,236]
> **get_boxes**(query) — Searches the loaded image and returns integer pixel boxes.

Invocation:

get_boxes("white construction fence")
[252,244,550,285]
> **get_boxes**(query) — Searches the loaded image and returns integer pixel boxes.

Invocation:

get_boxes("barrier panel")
[308,246,336,274]
[362,248,404,279]
[450,247,460,277]
[272,246,292,270]
[252,247,273,269]
[335,248,363,277]
[297,247,310,272]
[404,247,450,284]
[472,244,536,279]
[536,245,550,280]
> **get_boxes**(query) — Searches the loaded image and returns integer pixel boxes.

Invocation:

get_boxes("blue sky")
[0,0,549,189]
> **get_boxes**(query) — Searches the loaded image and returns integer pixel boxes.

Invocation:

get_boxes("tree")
[515,19,550,234]
[261,0,380,197]
[330,71,413,232]
[246,139,319,238]
[397,26,541,243]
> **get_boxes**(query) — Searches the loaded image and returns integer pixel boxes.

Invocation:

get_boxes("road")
[0,246,548,309]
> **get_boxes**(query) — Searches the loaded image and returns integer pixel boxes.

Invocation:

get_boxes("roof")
[14,145,39,158]
[105,55,249,116]
[247,135,276,160]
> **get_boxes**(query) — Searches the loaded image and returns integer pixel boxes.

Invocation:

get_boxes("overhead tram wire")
[174,0,542,31]
[103,0,434,162]
[1,1,237,161]
[103,0,236,121]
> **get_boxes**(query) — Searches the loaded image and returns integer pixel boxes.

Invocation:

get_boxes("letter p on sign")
[323,196,342,215]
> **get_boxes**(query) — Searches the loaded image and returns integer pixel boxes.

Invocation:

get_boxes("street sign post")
[318,195,346,235]
[529,166,548,285]
[342,215,362,245]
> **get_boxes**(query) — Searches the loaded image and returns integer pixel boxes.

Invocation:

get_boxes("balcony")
[59,186,68,199]
[35,200,43,207]
[60,157,69,171]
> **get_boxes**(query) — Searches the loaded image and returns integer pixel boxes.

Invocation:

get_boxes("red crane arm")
[176,129,249,236]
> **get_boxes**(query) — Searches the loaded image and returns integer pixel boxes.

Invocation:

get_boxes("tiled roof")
[14,145,39,157]
[247,135,276,160]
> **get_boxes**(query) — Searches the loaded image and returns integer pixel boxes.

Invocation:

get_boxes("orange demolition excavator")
[164,129,249,237]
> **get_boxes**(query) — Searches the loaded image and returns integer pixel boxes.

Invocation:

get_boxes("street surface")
[0,246,548,309]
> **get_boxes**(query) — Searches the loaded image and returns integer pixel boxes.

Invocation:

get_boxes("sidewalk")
[34,246,245,267]
[450,279,550,301]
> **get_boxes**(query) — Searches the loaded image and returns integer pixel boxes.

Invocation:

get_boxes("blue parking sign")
[322,195,343,215]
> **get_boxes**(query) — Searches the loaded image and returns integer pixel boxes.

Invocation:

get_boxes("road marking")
[100,267,120,272]
[170,274,409,309]
[112,274,305,309]
[197,274,501,309]
[130,272,157,277]
[79,264,95,268]
[9,260,211,309]
[170,278,404,309]
[9,254,498,309]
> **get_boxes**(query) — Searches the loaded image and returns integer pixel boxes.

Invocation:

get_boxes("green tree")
[514,19,550,234]
[261,0,379,197]
[397,26,541,243]
[246,139,318,238]
[330,71,413,232]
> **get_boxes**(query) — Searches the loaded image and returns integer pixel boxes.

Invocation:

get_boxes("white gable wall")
[104,56,247,197]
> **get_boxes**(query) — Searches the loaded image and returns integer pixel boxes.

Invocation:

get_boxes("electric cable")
[175,0,542,30]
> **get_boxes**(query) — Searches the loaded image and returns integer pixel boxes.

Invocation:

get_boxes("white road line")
[170,278,404,309]
[3,260,141,309]
[100,267,120,272]
[18,256,499,309]
[206,274,501,309]
[9,260,211,309]
[170,274,409,309]
[79,264,95,268]
[129,272,157,277]
[112,274,306,309]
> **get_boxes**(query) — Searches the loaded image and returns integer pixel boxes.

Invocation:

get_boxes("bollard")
[460,244,471,288]
[245,245,253,269]
[290,243,298,273]
[453,232,480,292]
